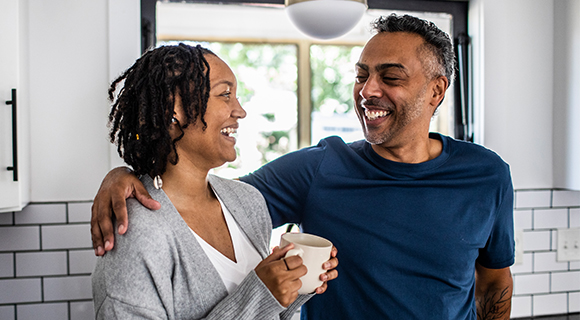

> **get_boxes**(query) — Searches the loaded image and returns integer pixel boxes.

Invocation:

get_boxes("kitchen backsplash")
[510,189,580,318]
[0,189,578,320]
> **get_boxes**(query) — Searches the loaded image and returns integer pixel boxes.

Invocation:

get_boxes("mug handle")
[285,247,304,258]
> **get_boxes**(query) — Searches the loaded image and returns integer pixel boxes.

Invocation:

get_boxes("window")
[154,1,464,177]
[310,44,364,144]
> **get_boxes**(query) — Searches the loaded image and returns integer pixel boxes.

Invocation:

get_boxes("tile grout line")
[12,252,16,278]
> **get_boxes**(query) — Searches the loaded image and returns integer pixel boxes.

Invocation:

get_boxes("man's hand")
[475,263,513,320]
[315,246,339,294]
[91,167,160,256]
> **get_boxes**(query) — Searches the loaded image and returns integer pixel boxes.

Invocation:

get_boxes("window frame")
[143,0,470,143]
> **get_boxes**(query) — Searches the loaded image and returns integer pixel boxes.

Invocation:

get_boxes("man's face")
[353,32,436,149]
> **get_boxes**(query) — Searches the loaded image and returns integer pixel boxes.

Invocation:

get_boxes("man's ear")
[429,75,449,107]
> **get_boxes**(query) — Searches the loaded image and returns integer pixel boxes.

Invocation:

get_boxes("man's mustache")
[360,98,393,110]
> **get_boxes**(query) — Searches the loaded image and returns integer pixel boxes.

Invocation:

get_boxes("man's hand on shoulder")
[91,167,160,256]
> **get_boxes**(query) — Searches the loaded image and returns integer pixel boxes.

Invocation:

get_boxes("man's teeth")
[365,109,389,121]
[220,127,237,136]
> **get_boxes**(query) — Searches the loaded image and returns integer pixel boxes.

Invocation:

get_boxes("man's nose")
[359,76,383,100]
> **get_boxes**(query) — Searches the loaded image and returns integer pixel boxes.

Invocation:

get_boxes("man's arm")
[475,262,513,320]
[90,167,160,256]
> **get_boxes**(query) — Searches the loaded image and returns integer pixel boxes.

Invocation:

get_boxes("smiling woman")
[91,43,326,319]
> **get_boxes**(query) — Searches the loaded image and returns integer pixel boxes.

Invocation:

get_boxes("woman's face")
[173,54,246,170]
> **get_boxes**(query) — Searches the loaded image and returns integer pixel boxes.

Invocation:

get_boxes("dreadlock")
[108,43,214,177]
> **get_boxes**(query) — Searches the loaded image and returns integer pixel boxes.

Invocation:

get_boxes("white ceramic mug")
[280,232,333,294]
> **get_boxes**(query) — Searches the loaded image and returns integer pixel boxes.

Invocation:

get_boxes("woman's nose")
[233,97,247,119]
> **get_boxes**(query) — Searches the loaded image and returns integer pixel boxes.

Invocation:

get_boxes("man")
[92,14,514,319]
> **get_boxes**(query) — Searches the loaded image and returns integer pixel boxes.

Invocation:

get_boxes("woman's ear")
[167,115,181,140]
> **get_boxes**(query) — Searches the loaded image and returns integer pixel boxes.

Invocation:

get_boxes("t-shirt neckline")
[362,132,450,178]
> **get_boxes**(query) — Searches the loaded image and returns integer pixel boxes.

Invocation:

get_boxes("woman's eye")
[221,92,231,98]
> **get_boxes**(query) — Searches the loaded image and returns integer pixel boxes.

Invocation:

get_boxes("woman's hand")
[314,246,339,294]
[90,167,160,256]
[254,244,307,307]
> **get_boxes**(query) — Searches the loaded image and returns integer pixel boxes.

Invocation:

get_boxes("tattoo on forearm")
[476,286,511,320]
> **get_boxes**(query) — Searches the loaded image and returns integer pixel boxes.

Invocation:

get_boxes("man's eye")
[355,76,367,83]
[384,77,399,81]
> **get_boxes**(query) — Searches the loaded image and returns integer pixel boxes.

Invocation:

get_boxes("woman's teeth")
[220,127,237,137]
[365,109,389,121]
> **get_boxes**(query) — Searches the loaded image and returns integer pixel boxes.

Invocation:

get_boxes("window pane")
[158,41,298,179]
[310,44,364,144]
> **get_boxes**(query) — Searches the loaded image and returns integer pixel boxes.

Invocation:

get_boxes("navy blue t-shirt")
[240,133,514,320]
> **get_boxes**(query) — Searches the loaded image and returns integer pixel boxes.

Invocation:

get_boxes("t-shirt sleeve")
[477,172,515,269]
[239,141,328,228]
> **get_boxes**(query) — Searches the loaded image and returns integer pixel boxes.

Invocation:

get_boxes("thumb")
[132,183,161,211]
[263,243,294,263]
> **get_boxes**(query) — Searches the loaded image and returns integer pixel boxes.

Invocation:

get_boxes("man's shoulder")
[442,135,511,180]
[445,135,508,164]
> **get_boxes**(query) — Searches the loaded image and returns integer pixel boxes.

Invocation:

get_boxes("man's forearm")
[475,264,513,320]
[476,285,512,320]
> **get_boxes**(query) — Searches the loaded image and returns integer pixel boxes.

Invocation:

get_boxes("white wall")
[553,0,580,190]
[27,0,140,202]
[470,0,556,190]
[21,0,580,200]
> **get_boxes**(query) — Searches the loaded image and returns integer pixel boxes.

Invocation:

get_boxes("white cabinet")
[0,0,29,212]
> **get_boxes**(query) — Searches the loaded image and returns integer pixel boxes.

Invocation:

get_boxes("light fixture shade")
[285,0,367,40]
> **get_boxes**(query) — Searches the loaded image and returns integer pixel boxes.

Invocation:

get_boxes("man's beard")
[362,86,427,146]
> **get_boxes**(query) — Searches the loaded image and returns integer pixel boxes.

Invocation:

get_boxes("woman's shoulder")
[209,175,265,200]
[124,198,172,240]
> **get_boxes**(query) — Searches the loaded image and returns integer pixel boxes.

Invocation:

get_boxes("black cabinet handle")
[5,88,18,181]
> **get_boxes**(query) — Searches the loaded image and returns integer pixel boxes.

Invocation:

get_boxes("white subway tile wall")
[15,204,66,225]
[515,273,551,295]
[69,250,97,275]
[0,306,15,319]
[67,202,92,223]
[0,253,14,278]
[70,301,94,320]
[43,276,93,301]
[0,191,578,319]
[0,279,42,304]
[0,212,14,225]
[16,251,68,277]
[17,302,68,320]
[511,295,533,318]
[0,202,95,319]
[515,190,552,209]
[571,292,580,313]
[533,293,568,316]
[511,189,580,319]
[41,225,92,250]
[0,226,41,251]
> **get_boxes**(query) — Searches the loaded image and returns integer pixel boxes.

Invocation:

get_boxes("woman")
[91,44,332,319]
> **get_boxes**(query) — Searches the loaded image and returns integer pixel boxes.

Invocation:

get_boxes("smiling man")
[91,14,514,320]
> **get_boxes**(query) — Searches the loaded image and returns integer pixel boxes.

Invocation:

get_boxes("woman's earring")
[171,117,177,124]
[153,175,163,189]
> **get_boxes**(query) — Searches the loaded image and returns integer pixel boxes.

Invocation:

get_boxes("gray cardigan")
[92,174,310,319]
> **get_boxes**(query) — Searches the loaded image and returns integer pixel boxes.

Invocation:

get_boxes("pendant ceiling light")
[285,0,368,40]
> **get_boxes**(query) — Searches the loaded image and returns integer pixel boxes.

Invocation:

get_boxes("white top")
[190,193,263,293]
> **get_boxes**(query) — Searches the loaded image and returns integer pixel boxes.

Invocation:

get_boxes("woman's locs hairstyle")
[108,43,215,179]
